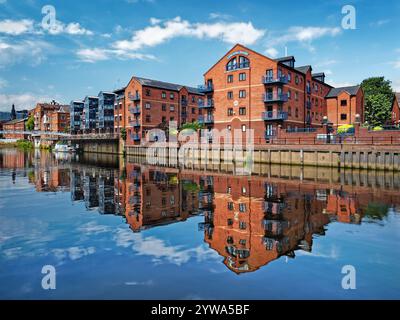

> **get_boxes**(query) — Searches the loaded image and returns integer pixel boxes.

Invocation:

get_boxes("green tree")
[180,121,204,131]
[361,77,394,127]
[364,94,393,127]
[120,128,127,141]
[26,115,35,131]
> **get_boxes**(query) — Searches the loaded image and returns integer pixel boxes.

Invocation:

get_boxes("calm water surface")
[0,148,399,299]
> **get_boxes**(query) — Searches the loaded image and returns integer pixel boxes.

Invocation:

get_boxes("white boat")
[54,143,75,153]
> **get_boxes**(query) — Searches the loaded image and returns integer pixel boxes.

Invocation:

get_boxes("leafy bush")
[16,140,33,149]
[373,126,383,131]
[120,128,127,141]
[337,124,354,135]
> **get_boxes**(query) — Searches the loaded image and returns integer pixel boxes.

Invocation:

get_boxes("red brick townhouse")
[392,93,400,125]
[326,86,364,127]
[200,44,333,143]
[124,76,204,145]
[3,118,29,140]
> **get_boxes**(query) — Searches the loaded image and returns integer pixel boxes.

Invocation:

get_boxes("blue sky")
[0,0,399,111]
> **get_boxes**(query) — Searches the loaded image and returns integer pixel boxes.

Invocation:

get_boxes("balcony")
[262,111,288,121]
[306,101,312,109]
[198,115,214,124]
[129,93,141,102]
[263,93,288,103]
[131,121,141,128]
[265,130,277,138]
[198,99,214,109]
[198,84,214,93]
[130,107,141,115]
[181,99,188,107]
[131,134,140,141]
[263,75,288,85]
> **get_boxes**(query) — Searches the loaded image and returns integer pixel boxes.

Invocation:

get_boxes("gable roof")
[326,85,360,98]
[4,118,27,125]
[295,65,312,74]
[276,56,295,62]
[133,76,204,95]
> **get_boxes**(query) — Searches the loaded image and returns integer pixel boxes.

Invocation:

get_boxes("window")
[162,104,166,111]
[227,75,233,83]
[170,93,175,100]
[145,102,151,109]
[288,106,292,116]
[239,203,246,212]
[295,75,299,85]
[239,221,247,230]
[295,108,299,118]
[170,104,175,112]
[170,116,175,121]
[295,92,299,101]
[341,114,347,120]
[341,100,347,106]
[239,56,249,68]
[228,202,234,210]
[288,90,291,99]
[227,125,232,131]
[242,125,246,132]
[288,72,291,82]
[191,96,195,103]
[227,91,233,99]
[162,116,166,123]
[145,89,151,96]
[242,186,247,194]
[161,91,166,99]
[239,73,246,81]
[239,90,246,98]
[239,107,246,115]
[228,108,234,116]
[239,239,246,246]
[146,115,151,122]
[226,56,249,71]
[192,107,196,114]
[227,219,234,226]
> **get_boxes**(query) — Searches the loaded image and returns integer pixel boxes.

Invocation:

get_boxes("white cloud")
[393,60,400,69]
[314,59,338,68]
[209,12,232,20]
[47,21,93,36]
[76,47,156,63]
[113,16,265,51]
[0,39,53,68]
[0,92,54,112]
[328,80,353,88]
[265,47,278,58]
[0,19,34,35]
[267,26,341,52]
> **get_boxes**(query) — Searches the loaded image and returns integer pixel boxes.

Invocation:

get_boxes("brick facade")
[3,119,28,140]
[392,93,400,125]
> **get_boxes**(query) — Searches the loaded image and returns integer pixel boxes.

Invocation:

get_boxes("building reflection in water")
[1,149,399,274]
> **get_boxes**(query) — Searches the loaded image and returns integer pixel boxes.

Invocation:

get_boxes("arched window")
[226,56,250,71]
[226,57,237,71]
[239,56,249,68]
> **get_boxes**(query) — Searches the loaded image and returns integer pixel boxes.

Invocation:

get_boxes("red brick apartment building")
[114,87,126,134]
[326,86,364,127]
[124,77,204,145]
[3,118,28,140]
[392,93,400,125]
[49,105,70,133]
[33,101,70,132]
[200,44,364,143]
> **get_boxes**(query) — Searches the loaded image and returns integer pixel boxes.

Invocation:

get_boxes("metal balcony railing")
[198,84,214,93]
[198,99,214,109]
[130,107,141,114]
[262,111,288,121]
[263,75,288,85]
[198,115,214,124]
[128,93,141,101]
[263,93,288,103]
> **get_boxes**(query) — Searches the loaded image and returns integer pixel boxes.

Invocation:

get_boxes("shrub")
[337,124,354,135]
[373,126,383,131]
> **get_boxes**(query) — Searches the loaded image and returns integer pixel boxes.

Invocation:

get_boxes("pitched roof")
[4,118,27,125]
[134,77,204,95]
[326,85,360,98]
[276,56,295,62]
[295,65,312,74]
[312,72,325,78]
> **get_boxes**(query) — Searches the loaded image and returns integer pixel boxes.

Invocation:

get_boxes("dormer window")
[226,56,250,71]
